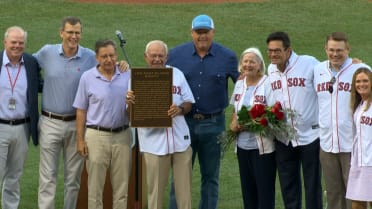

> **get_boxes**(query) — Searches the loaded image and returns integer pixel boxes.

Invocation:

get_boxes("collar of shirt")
[58,44,82,59]
[2,51,24,67]
[93,65,121,79]
[275,51,297,73]
[192,42,216,57]
[328,57,351,72]
[286,51,298,69]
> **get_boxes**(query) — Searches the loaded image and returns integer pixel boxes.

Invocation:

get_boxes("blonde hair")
[238,47,265,75]
[350,67,372,113]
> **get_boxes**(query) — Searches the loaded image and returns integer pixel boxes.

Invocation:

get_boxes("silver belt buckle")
[193,114,205,120]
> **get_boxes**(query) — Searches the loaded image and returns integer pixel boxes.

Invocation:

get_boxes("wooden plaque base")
[76,146,145,209]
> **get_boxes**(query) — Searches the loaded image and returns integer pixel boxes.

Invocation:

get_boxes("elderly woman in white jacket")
[229,47,276,209]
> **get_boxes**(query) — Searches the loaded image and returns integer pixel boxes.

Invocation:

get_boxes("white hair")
[238,47,266,75]
[4,26,27,43]
[145,40,168,54]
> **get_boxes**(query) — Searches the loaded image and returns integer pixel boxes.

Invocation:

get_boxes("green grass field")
[1,0,372,208]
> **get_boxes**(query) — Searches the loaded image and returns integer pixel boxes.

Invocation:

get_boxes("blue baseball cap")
[191,14,214,30]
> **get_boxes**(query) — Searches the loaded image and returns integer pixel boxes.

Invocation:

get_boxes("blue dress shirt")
[167,41,239,114]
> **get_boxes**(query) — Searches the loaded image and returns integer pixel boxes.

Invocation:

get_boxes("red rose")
[274,111,285,120]
[271,107,279,114]
[273,101,282,110]
[271,102,282,114]
[260,118,268,126]
[250,104,266,119]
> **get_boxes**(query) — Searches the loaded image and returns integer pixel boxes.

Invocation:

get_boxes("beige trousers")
[85,128,132,209]
[320,150,351,209]
[38,116,84,209]
[144,147,192,209]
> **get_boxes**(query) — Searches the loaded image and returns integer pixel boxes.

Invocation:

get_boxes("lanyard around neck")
[6,63,22,95]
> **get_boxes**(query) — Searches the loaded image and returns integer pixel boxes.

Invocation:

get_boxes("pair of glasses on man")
[328,76,336,93]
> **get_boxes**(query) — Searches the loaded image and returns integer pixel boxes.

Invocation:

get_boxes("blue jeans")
[169,114,225,209]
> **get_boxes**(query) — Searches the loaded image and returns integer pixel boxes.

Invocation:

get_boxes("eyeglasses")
[328,76,336,93]
[266,48,286,55]
[98,54,117,60]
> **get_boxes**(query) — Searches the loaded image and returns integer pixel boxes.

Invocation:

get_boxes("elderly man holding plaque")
[73,39,132,209]
[126,40,195,209]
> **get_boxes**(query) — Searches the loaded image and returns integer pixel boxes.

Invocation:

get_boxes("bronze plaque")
[130,68,172,127]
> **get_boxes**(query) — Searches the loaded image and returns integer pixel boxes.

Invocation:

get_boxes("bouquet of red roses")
[219,101,296,156]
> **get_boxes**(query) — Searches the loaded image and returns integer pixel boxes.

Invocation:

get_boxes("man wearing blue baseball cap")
[167,14,239,209]
[191,14,215,30]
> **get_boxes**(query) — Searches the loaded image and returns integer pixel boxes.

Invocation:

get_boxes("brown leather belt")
[192,111,223,120]
[86,125,129,133]
[42,110,76,121]
[0,117,30,125]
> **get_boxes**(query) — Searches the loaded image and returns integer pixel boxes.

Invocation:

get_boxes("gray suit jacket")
[0,51,42,145]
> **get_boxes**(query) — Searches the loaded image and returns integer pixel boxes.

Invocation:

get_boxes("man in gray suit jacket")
[0,26,42,209]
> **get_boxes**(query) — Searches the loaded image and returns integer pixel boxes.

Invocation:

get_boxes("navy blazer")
[0,51,42,145]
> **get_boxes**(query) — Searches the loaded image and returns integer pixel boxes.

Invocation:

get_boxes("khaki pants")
[85,128,132,209]
[144,147,192,209]
[38,116,84,209]
[0,123,29,209]
[320,150,351,209]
